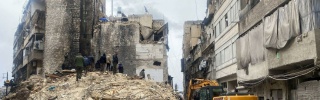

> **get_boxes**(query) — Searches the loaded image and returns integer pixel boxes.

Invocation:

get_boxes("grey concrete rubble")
[3,72,177,100]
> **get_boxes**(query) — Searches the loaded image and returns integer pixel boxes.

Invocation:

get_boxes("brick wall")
[297,80,320,100]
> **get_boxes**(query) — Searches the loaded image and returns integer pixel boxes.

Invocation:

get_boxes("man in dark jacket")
[112,52,119,74]
[118,63,123,73]
[139,69,145,79]
[88,55,95,71]
[99,53,107,73]
[83,56,90,76]
[75,53,84,81]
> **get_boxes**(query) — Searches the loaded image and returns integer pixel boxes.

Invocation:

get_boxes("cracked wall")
[44,0,72,74]
[94,15,168,82]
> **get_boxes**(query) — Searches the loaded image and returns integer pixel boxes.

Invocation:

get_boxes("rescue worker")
[99,53,107,73]
[118,63,124,73]
[139,69,145,79]
[88,55,95,72]
[112,52,119,74]
[75,53,84,81]
[83,56,90,76]
[106,54,112,71]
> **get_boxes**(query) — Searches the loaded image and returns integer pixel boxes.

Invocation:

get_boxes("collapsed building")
[92,14,170,82]
[12,0,107,83]
[12,0,170,84]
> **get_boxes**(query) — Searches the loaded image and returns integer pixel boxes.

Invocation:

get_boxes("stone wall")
[44,0,72,74]
[43,0,105,74]
[96,19,168,82]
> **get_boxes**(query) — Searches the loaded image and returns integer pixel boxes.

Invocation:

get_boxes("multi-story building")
[12,0,106,83]
[237,0,320,99]
[12,0,45,83]
[210,0,240,93]
[181,21,202,97]
[182,0,241,95]
[92,14,170,82]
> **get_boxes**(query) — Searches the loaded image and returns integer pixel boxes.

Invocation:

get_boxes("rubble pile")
[4,72,177,100]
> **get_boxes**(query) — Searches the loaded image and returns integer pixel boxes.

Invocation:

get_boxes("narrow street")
[1,0,320,100]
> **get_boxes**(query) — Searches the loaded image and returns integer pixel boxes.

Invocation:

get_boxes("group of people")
[95,52,123,74]
[74,52,146,81]
[74,52,123,81]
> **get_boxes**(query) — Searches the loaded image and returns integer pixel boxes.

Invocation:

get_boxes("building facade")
[12,0,106,83]
[92,14,169,82]
[238,0,320,100]
[182,0,320,100]
[181,21,202,97]
[211,0,240,93]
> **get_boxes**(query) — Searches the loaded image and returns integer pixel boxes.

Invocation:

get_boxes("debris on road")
[3,72,177,100]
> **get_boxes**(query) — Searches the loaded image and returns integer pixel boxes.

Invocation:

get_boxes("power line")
[194,0,199,20]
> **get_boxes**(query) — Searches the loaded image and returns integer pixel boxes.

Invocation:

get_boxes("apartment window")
[220,20,225,34]
[216,52,221,66]
[221,49,225,64]
[232,43,236,58]
[225,14,229,27]
[215,24,220,37]
[215,41,237,67]
[224,45,232,62]
[221,82,227,88]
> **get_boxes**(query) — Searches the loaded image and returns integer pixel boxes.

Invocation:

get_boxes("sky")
[0,0,207,91]
[0,0,26,86]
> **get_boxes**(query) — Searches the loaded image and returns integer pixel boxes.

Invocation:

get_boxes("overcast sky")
[0,0,207,91]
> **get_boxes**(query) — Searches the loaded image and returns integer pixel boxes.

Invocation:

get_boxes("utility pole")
[3,72,8,96]
[6,72,8,96]
[111,0,113,16]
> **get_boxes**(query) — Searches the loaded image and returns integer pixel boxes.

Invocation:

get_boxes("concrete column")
[44,0,72,74]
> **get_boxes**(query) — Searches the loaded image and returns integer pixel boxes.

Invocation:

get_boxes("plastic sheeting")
[249,23,265,65]
[297,0,320,34]
[264,10,278,49]
[237,23,265,69]
[278,1,300,49]
[237,34,250,69]
[264,1,300,49]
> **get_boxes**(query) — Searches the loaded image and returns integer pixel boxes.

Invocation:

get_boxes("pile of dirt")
[3,72,177,100]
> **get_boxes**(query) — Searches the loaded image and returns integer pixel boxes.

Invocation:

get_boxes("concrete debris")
[140,40,158,44]
[3,72,177,100]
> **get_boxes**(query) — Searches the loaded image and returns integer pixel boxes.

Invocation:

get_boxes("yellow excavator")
[187,78,258,100]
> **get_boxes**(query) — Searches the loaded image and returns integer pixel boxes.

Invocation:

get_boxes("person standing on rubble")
[88,55,95,72]
[139,69,145,79]
[75,53,84,81]
[118,63,124,73]
[83,56,90,76]
[112,52,119,74]
[99,53,107,73]
[106,54,112,71]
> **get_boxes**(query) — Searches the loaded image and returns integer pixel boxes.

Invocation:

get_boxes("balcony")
[268,29,320,70]
[23,47,44,67]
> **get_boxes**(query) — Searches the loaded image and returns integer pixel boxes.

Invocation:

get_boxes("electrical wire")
[194,0,199,20]
[268,66,319,80]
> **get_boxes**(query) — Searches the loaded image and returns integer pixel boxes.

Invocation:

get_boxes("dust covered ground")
[3,72,178,100]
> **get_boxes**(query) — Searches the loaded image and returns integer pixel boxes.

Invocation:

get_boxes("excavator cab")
[197,86,224,100]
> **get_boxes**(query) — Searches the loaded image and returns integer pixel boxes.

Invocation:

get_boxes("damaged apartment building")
[92,13,170,82]
[12,0,106,83]
[182,0,240,97]
[182,0,320,100]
